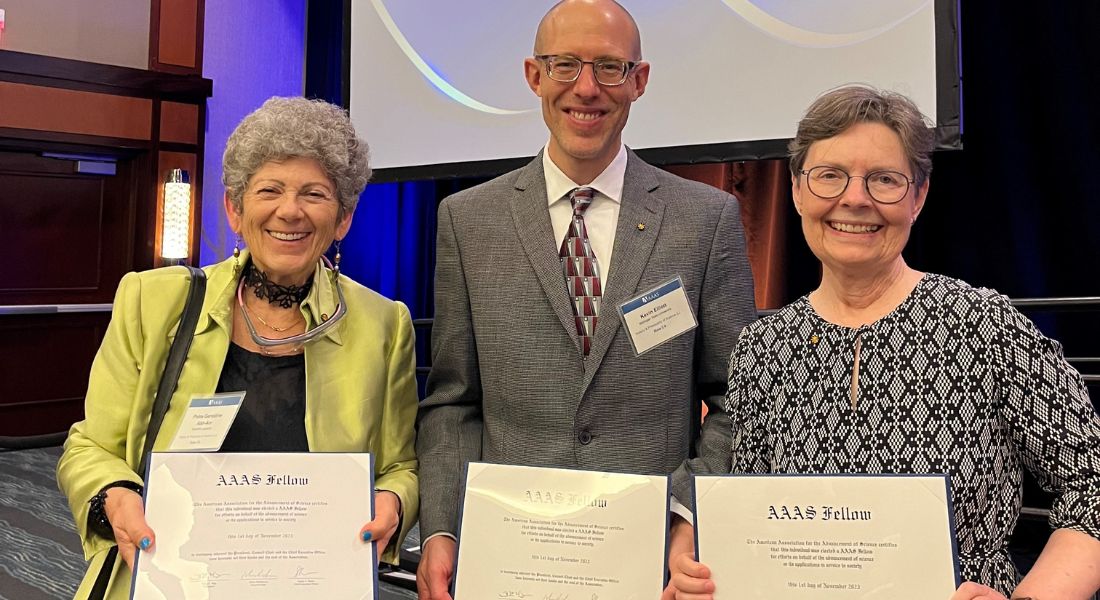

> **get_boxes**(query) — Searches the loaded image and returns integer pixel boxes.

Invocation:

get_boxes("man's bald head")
[534,0,642,60]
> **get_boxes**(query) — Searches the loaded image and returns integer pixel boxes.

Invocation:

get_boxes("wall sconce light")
[161,168,191,263]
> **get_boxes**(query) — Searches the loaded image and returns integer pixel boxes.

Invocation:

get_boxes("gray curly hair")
[788,85,935,187]
[222,96,371,216]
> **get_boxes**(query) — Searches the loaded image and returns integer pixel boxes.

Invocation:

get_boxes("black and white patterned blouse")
[725,273,1100,594]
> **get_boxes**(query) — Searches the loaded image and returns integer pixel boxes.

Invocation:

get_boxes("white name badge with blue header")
[618,276,698,356]
[168,392,246,451]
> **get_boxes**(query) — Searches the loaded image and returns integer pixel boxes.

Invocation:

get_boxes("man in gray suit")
[415,1,757,598]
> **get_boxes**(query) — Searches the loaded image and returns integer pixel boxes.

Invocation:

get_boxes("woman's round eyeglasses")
[799,166,915,204]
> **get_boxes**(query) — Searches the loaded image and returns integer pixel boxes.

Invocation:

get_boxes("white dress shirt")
[543,144,627,284]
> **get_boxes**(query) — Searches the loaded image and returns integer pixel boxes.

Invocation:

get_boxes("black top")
[724,273,1100,594]
[217,343,308,452]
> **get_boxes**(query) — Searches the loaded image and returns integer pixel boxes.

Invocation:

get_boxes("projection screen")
[348,0,960,181]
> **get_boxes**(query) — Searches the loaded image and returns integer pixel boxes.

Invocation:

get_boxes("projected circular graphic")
[370,0,538,115]
[720,0,932,47]
[372,0,932,116]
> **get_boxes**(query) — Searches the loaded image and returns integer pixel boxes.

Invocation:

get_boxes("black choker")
[243,262,312,308]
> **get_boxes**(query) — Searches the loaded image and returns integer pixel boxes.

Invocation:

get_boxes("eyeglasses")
[799,166,915,205]
[534,54,638,86]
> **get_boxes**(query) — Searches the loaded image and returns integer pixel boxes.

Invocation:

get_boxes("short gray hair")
[788,85,935,187]
[222,97,371,215]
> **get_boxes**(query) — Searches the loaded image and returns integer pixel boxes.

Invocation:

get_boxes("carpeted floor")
[0,447,86,599]
[0,446,416,599]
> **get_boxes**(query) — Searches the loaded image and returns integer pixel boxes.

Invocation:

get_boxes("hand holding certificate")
[132,453,378,600]
[693,475,959,599]
[453,463,669,599]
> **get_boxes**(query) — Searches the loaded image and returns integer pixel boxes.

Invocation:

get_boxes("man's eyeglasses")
[535,54,638,86]
[799,166,915,205]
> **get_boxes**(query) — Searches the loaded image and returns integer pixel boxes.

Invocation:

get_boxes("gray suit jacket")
[416,150,756,536]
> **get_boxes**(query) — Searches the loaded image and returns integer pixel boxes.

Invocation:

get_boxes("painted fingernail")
[139,537,152,550]
[361,531,372,542]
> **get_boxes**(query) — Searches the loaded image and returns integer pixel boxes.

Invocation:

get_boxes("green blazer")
[58,253,419,599]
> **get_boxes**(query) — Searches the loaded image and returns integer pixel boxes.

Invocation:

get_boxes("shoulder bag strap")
[88,265,206,600]
[138,265,206,476]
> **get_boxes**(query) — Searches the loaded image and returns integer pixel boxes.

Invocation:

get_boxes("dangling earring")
[332,239,342,277]
[233,235,242,275]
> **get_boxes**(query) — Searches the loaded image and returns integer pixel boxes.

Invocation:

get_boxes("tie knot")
[569,187,596,215]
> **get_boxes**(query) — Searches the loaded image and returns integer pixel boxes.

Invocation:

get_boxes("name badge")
[618,276,698,356]
[168,392,246,452]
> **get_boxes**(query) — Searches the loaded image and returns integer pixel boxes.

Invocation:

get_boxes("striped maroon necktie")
[559,187,602,356]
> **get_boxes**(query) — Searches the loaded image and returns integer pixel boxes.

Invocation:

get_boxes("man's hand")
[417,535,457,600]
[103,487,155,571]
[662,517,715,600]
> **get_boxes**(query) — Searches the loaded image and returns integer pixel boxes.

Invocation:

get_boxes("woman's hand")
[662,517,715,600]
[359,490,401,563]
[103,487,155,571]
[949,582,1009,600]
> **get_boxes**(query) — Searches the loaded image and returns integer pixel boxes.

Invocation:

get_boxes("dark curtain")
[908,1,1100,359]
[665,161,792,310]
[910,2,1100,300]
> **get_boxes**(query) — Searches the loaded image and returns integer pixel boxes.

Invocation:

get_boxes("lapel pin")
[637,223,646,231]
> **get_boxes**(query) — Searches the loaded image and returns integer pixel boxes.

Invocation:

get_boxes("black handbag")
[87,265,206,599]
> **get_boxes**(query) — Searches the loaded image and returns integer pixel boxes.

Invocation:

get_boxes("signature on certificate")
[498,591,532,599]
[240,568,277,581]
[542,593,570,600]
[291,566,322,579]
[188,571,229,583]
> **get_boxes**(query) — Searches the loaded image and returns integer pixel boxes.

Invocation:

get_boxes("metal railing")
[1,295,1097,443]
[409,298,1100,378]
[6,296,1096,320]
[0,303,112,315]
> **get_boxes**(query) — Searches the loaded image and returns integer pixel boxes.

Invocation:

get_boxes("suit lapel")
[583,152,664,386]
[509,155,582,348]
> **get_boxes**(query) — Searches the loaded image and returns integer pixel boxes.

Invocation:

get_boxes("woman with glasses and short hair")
[664,85,1100,600]
[58,97,418,600]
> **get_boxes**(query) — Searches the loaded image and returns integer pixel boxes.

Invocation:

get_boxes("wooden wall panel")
[1,173,106,291]
[160,101,199,144]
[0,312,110,436]
[153,0,203,72]
[0,0,151,70]
[0,19,210,440]
[0,151,134,305]
[0,82,152,140]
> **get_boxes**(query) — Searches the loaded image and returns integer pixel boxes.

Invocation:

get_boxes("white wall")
[0,0,150,69]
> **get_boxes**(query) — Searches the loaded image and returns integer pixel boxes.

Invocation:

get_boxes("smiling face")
[225,157,352,285]
[793,121,928,276]
[523,0,649,184]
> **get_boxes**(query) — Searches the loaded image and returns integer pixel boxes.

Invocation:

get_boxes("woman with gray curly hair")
[58,96,418,600]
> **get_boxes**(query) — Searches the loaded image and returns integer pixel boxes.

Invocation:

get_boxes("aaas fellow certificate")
[131,452,377,600]
[453,463,669,599]
[694,474,959,599]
